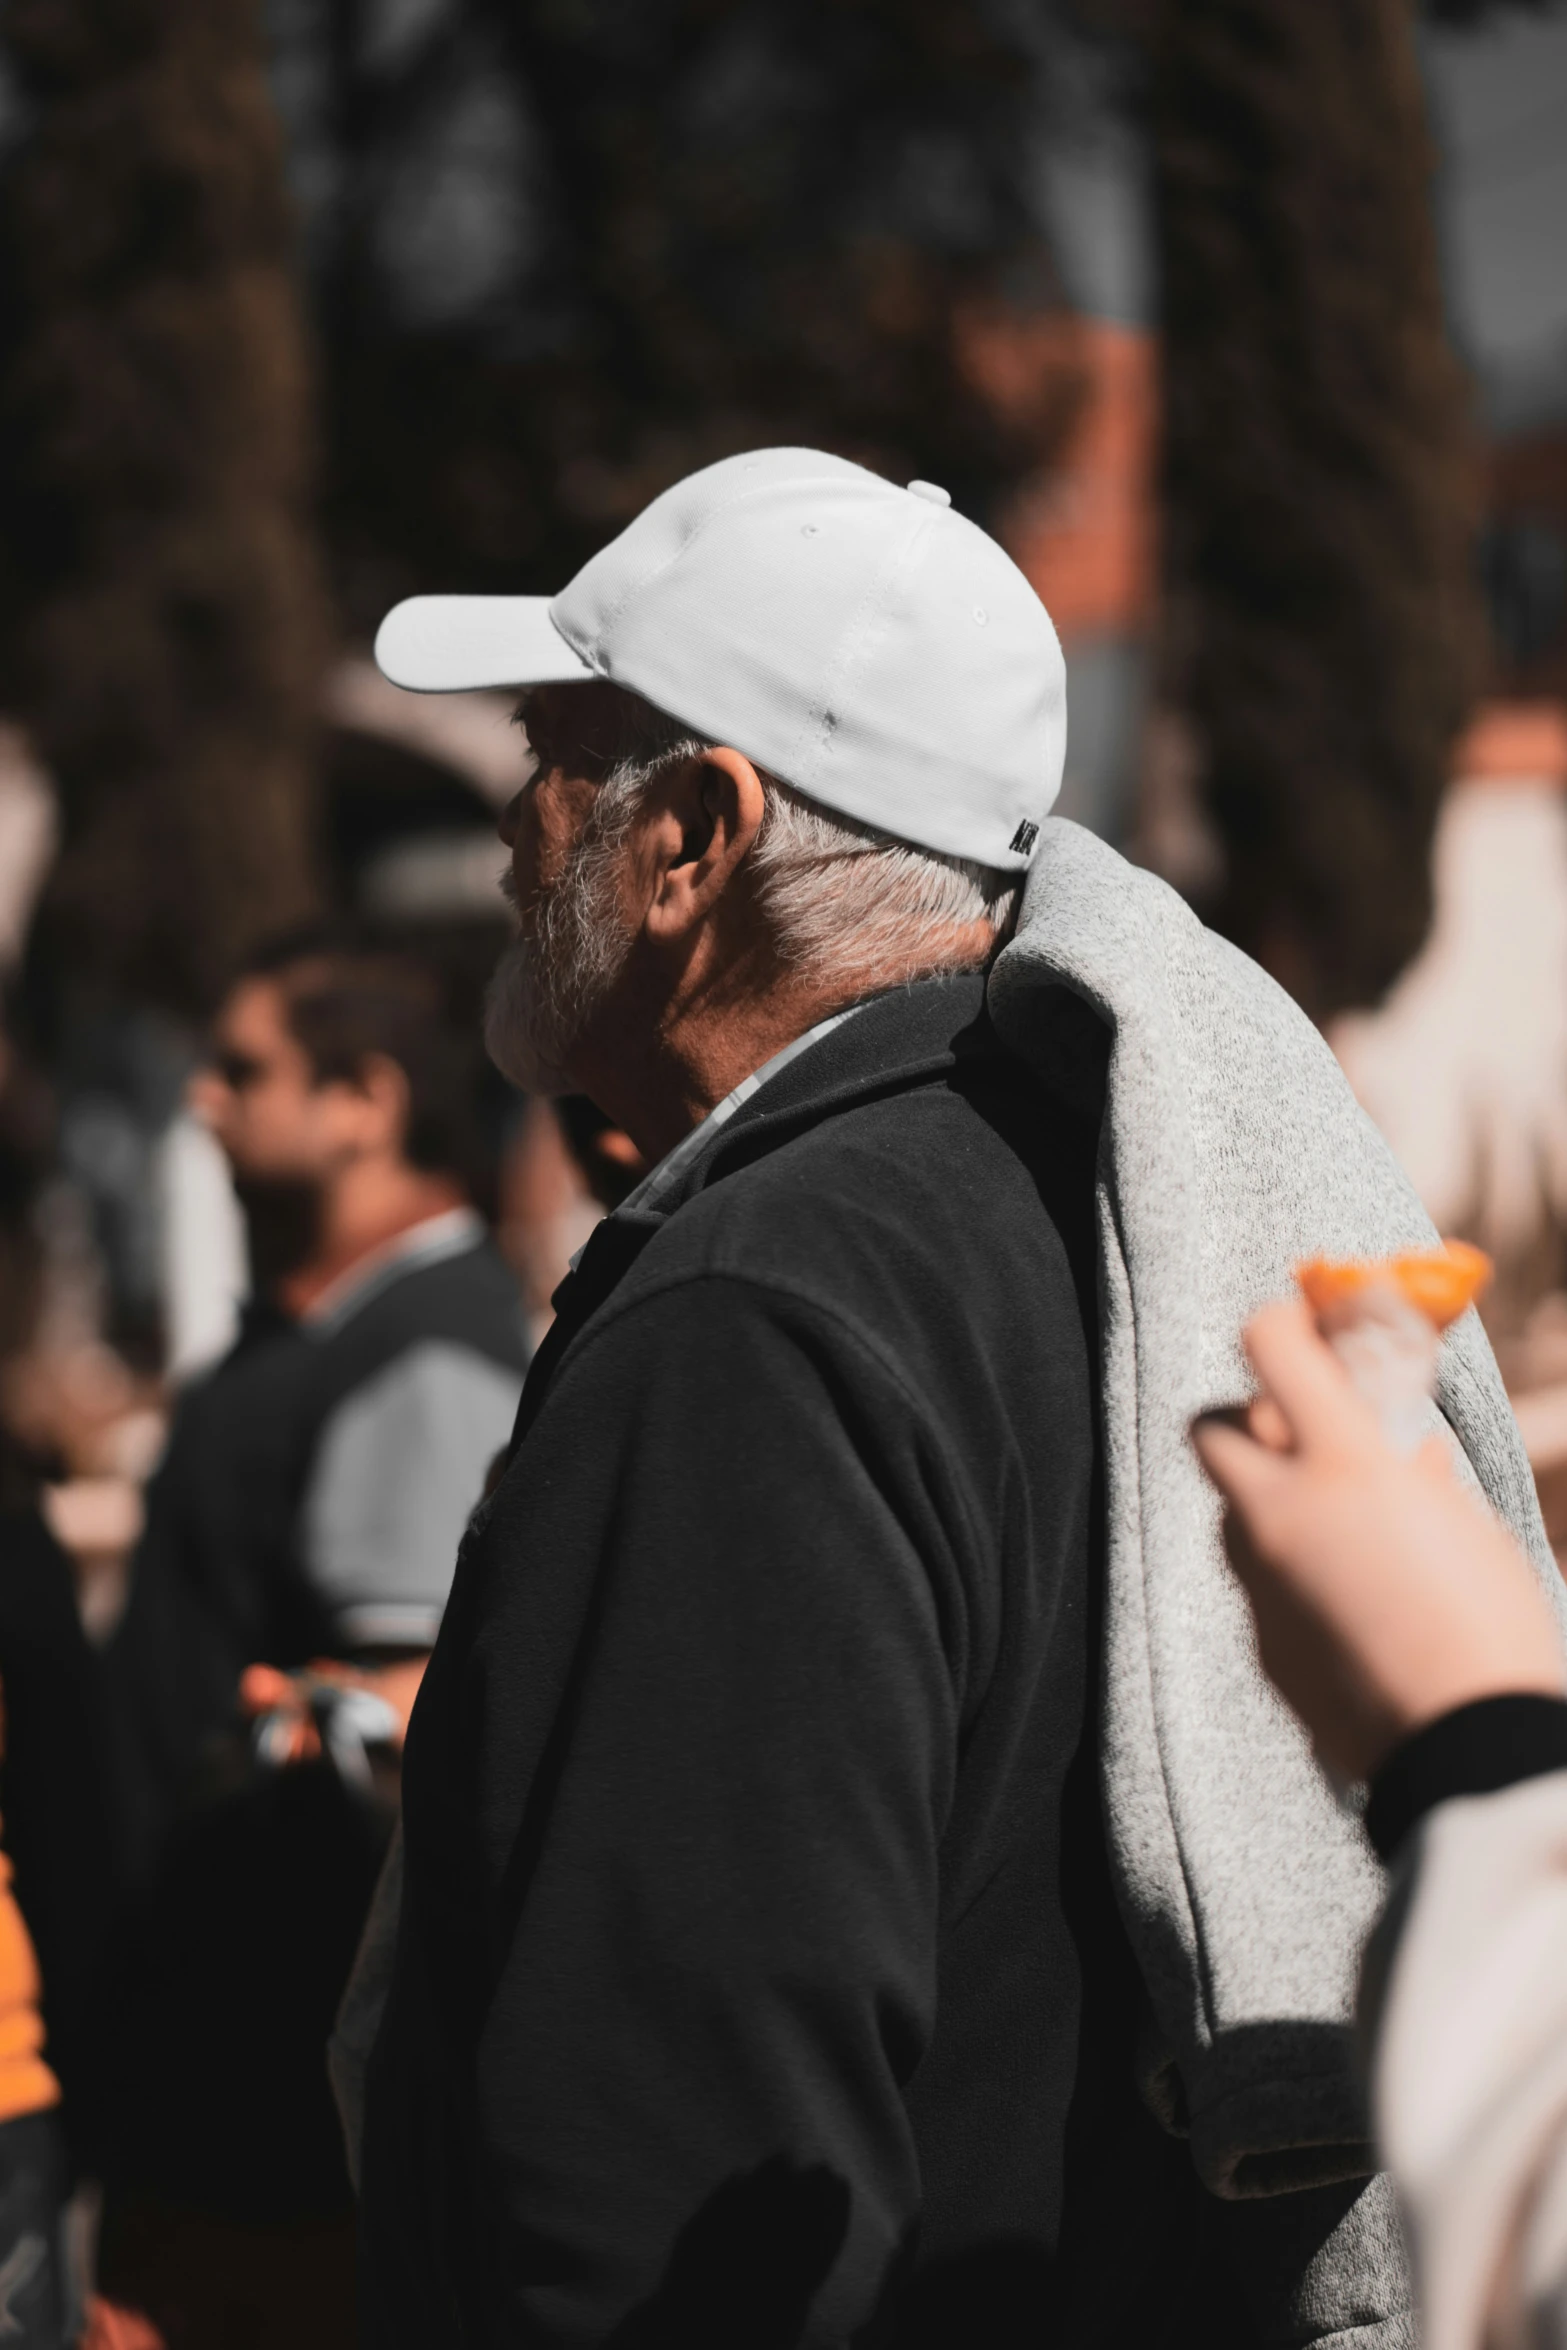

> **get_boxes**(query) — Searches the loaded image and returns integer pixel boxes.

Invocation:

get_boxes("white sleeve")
[1366,1770,1567,2350]
[302,1342,523,1648]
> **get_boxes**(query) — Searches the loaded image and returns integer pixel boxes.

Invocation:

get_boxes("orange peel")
[1295,1241,1492,1331]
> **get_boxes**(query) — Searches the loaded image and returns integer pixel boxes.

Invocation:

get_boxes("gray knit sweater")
[990,819,1566,2346]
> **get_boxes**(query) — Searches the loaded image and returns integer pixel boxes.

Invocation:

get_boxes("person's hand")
[239,1663,322,1763]
[238,1655,427,1761]
[1192,1298,1566,1782]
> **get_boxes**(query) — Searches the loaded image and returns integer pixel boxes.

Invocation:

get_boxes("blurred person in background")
[1194,1300,1567,2350]
[110,929,529,1861]
[553,1097,644,1212]
[0,1024,131,2346]
[0,1455,113,2350]
[0,1646,71,2350]
[493,1095,641,1342]
[97,933,529,2350]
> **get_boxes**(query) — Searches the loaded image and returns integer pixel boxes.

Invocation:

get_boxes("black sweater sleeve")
[401,1272,973,2347]
[1366,1693,1567,1862]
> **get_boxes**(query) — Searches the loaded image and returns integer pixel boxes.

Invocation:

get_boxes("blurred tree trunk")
[315,0,1079,625]
[1154,0,1483,1021]
[0,0,328,1015]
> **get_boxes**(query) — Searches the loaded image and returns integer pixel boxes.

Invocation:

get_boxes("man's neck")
[573,983,865,1165]
[565,909,1000,1165]
[279,1165,467,1317]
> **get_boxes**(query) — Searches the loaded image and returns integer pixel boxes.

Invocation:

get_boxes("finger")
[1192,1410,1290,1517]
[1241,1299,1383,1459]
[305,1657,356,1690]
[1246,1394,1293,1454]
[239,1663,295,1717]
[1199,1400,1290,1452]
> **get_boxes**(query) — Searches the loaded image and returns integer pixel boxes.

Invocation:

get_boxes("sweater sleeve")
[432,1273,967,2347]
[1365,1695,1567,1863]
[300,1342,523,1651]
[1362,1745,1567,2350]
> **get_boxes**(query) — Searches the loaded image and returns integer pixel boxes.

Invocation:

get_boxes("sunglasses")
[210,1048,274,1092]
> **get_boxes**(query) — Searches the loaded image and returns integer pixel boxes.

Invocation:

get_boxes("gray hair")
[557,699,1021,995]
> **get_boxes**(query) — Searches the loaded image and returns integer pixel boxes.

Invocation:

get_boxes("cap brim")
[373,596,597,693]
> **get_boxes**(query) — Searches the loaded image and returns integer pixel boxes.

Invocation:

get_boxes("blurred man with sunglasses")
[97,931,528,2349]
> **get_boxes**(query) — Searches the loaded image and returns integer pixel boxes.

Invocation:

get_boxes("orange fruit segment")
[1295,1241,1492,1331]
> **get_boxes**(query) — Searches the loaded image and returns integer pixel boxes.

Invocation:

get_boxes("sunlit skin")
[496,683,997,1165]
[189,974,463,1314]
[1193,1299,1566,1782]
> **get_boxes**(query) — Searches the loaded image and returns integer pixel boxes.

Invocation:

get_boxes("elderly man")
[356,451,1454,2346]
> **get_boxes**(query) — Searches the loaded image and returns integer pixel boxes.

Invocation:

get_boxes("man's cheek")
[514,818,554,902]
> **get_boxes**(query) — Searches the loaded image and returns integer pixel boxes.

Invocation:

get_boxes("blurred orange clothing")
[0,1670,58,2125]
[0,1845,57,2124]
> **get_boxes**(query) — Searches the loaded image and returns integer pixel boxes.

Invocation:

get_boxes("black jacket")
[110,1231,529,1868]
[99,1229,528,2223]
[363,977,1202,2346]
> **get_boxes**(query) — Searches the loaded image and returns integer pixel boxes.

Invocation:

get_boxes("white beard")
[484,822,636,1096]
[483,929,568,1094]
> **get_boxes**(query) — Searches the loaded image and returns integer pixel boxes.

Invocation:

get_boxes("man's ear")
[643,747,767,944]
[344,1051,412,1157]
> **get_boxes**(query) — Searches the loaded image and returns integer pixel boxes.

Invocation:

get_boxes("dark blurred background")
[0,0,1563,1574]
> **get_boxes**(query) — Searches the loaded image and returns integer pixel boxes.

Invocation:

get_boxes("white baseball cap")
[374,446,1066,871]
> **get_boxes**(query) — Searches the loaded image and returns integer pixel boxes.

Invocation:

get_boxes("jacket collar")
[507,974,997,1455]
[612,1002,869,1223]
[646,970,994,1220]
